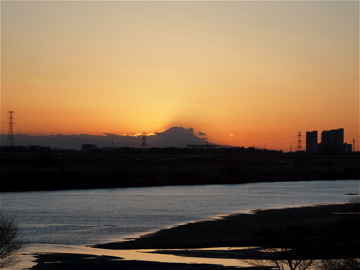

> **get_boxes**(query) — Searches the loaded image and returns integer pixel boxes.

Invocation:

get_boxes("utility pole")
[7,111,15,147]
[297,131,302,152]
[353,138,356,152]
[142,132,146,153]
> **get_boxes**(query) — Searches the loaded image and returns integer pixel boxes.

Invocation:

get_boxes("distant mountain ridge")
[1,127,214,149]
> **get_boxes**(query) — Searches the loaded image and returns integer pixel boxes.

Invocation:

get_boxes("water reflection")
[2,180,358,246]
[13,244,250,269]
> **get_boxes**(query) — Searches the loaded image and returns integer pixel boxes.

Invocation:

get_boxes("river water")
[1,180,359,247]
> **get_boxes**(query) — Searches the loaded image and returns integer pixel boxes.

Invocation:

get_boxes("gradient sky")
[1,1,359,151]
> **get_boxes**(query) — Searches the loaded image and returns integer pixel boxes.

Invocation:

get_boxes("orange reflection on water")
[12,244,251,269]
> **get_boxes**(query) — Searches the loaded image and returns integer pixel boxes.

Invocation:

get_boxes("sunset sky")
[1,0,359,151]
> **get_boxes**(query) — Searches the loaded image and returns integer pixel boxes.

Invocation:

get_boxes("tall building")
[306,128,351,154]
[321,128,344,146]
[332,128,344,146]
[321,128,344,153]
[306,131,318,153]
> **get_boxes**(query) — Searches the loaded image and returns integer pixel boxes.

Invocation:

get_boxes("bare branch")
[0,211,23,268]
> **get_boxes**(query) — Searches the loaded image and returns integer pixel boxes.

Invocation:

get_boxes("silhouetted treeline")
[0,146,54,153]
[2,145,359,156]
[0,145,285,155]
[1,148,360,192]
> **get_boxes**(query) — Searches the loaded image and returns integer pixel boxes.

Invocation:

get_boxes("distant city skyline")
[2,1,358,151]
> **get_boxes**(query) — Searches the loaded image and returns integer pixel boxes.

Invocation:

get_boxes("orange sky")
[1,1,359,151]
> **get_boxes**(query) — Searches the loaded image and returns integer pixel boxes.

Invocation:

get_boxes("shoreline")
[93,202,355,250]
[28,202,359,269]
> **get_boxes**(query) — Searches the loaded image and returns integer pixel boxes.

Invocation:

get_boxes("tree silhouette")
[0,212,22,268]
[246,220,316,270]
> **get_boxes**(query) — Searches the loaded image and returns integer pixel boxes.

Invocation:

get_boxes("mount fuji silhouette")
[150,127,210,148]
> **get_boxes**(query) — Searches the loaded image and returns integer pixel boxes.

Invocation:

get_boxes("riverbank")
[29,202,359,269]
[1,153,359,191]
[93,202,359,250]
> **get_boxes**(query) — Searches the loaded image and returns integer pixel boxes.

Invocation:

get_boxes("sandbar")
[30,202,358,269]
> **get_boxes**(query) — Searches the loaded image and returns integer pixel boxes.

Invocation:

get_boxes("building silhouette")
[81,144,97,153]
[321,128,343,146]
[306,128,351,154]
[306,131,318,153]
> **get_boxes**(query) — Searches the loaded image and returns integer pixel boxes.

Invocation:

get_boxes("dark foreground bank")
[1,154,360,191]
[30,202,359,269]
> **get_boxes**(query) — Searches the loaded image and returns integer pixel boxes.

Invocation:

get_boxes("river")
[1,180,359,247]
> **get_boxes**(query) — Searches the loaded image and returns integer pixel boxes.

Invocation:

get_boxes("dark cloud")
[198,131,207,136]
